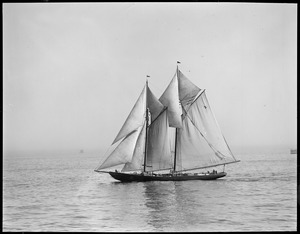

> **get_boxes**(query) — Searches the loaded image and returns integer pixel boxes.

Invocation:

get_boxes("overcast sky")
[3,3,297,154]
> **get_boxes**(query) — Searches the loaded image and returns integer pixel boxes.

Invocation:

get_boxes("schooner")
[94,64,240,182]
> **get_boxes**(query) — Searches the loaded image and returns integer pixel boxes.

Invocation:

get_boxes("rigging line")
[181,105,229,160]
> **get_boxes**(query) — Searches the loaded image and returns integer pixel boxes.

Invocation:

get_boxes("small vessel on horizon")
[95,63,240,182]
[290,149,297,154]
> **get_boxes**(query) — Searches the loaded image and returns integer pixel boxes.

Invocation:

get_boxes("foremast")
[173,65,180,173]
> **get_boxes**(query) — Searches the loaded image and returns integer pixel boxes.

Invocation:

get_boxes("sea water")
[3,150,297,232]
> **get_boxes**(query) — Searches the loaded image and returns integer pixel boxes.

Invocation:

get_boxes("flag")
[177,61,181,64]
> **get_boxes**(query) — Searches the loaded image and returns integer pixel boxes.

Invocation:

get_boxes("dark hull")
[108,171,227,182]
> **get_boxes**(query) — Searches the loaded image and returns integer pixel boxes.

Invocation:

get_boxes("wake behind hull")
[108,171,227,182]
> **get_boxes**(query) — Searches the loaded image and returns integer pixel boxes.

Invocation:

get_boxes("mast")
[174,128,178,172]
[143,79,149,172]
[173,64,180,173]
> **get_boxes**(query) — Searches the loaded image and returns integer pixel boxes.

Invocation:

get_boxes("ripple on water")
[2,153,297,232]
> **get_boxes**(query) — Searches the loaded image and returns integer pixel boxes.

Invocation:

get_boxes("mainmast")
[174,128,178,173]
[143,79,149,172]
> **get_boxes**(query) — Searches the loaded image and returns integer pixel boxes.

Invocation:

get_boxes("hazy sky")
[3,3,297,153]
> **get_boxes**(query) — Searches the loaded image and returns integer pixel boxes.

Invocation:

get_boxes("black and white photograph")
[3,2,297,232]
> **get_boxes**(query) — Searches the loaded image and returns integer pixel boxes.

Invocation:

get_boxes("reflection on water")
[144,182,177,231]
[142,180,233,232]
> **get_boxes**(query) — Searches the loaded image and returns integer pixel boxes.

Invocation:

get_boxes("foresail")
[146,109,173,171]
[96,128,141,170]
[112,86,146,144]
[159,73,182,128]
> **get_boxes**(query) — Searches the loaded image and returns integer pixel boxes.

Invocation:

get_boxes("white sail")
[121,122,146,172]
[146,109,173,171]
[185,91,235,159]
[112,86,146,144]
[147,86,164,121]
[96,128,141,170]
[177,69,201,109]
[159,72,182,128]
[176,117,222,171]
[175,84,236,171]
[117,84,165,172]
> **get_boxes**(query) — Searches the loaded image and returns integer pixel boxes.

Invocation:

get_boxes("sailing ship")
[94,64,240,182]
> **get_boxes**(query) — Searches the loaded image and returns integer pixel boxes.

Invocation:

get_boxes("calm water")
[3,151,297,232]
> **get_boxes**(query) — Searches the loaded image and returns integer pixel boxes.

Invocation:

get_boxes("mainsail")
[176,91,237,172]
[96,66,239,173]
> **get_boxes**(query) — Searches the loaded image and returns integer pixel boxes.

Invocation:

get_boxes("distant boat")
[94,64,240,182]
[290,149,297,154]
[80,149,84,154]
